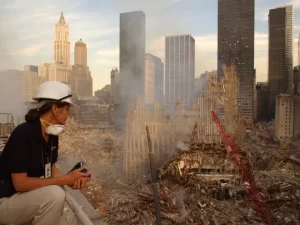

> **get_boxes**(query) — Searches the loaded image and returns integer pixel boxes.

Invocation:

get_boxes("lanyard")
[41,140,53,167]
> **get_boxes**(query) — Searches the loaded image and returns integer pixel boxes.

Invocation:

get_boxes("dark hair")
[25,101,69,122]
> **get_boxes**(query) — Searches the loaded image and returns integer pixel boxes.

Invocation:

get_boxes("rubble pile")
[59,121,300,224]
[100,180,257,225]
[71,104,110,127]
[240,123,300,224]
[59,121,124,179]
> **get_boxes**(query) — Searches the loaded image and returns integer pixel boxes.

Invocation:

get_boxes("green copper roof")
[76,38,86,45]
[59,12,65,25]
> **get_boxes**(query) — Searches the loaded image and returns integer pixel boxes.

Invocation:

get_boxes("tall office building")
[54,12,70,65]
[268,5,294,118]
[38,12,71,83]
[145,53,164,105]
[68,38,93,97]
[218,0,255,121]
[74,39,87,67]
[119,11,146,103]
[165,35,195,106]
[111,68,120,104]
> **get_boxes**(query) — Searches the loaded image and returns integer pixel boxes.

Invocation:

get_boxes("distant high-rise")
[24,65,38,73]
[145,53,164,105]
[54,12,70,65]
[111,68,120,104]
[68,38,93,97]
[74,39,87,67]
[218,0,255,121]
[119,11,146,103]
[165,35,195,106]
[268,5,294,118]
[38,12,71,83]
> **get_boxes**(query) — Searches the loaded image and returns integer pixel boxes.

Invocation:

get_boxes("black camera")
[68,161,91,178]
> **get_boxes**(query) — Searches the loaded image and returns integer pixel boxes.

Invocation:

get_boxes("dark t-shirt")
[0,119,58,182]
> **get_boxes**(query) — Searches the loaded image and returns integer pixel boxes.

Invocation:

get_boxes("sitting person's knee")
[43,185,65,204]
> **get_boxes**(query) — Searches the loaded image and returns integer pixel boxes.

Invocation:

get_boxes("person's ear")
[52,104,58,115]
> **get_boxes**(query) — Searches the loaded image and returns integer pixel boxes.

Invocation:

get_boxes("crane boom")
[211,111,275,225]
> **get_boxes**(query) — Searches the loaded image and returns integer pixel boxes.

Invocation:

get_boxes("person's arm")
[11,167,89,192]
[51,163,65,178]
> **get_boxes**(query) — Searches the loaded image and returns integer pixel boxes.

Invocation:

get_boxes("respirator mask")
[40,119,64,136]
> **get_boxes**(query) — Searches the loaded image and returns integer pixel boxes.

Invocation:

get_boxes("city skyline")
[0,0,300,92]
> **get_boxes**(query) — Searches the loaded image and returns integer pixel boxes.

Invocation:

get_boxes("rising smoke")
[0,71,27,124]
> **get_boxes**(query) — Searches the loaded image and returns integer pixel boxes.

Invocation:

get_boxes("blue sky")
[0,0,299,92]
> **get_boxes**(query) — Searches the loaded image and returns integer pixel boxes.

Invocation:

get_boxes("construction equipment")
[211,111,275,225]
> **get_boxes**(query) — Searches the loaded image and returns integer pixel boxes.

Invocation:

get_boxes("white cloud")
[288,0,300,8]
[257,11,269,21]
[97,47,119,57]
[195,34,217,53]
[8,44,44,56]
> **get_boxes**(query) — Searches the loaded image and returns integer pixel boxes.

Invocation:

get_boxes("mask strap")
[40,119,52,127]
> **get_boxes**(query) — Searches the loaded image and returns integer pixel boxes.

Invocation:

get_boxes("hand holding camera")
[67,162,91,189]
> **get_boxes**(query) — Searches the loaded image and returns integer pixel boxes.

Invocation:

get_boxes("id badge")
[45,163,52,178]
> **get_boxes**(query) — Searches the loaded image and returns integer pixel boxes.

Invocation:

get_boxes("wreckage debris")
[59,120,300,225]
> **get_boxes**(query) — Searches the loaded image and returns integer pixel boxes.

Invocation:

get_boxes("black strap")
[58,95,72,101]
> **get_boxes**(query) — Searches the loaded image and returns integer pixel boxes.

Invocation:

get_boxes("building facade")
[119,11,146,103]
[294,66,300,95]
[145,53,164,105]
[165,35,195,107]
[294,96,300,138]
[54,12,70,65]
[111,68,120,105]
[22,71,46,102]
[144,54,155,105]
[74,39,87,67]
[256,82,269,121]
[195,70,217,96]
[68,39,93,97]
[68,65,92,97]
[218,0,255,121]
[95,85,111,104]
[38,12,72,83]
[274,94,294,141]
[24,65,38,73]
[268,5,294,119]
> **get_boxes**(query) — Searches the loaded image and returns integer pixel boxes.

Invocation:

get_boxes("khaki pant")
[0,185,65,225]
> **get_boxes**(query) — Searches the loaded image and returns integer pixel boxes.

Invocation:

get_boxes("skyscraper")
[165,35,195,106]
[218,0,255,121]
[38,12,71,83]
[119,11,146,103]
[54,12,70,65]
[145,53,164,105]
[268,5,294,118]
[111,68,120,104]
[74,39,87,67]
[68,38,93,97]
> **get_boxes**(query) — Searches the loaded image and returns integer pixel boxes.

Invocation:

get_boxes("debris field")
[59,121,300,225]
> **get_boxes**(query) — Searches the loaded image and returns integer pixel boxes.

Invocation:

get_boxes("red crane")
[211,111,275,225]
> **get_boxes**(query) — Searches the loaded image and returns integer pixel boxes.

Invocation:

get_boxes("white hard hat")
[31,81,73,108]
